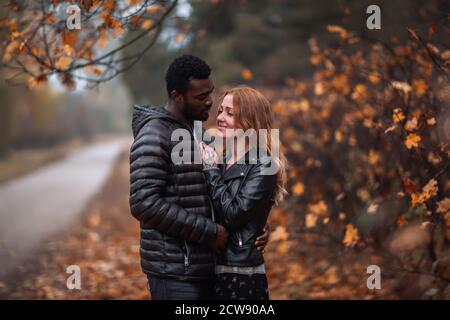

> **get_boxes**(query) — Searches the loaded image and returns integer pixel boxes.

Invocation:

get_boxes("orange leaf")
[276,242,289,254]
[175,33,185,42]
[98,32,108,49]
[112,25,125,38]
[292,182,304,196]
[343,224,360,247]
[141,19,153,30]
[392,108,405,123]
[56,56,72,69]
[402,177,417,194]
[147,4,161,14]
[412,79,427,97]
[241,68,253,81]
[85,66,102,76]
[61,30,77,47]
[305,213,318,228]
[327,24,348,39]
[405,133,421,149]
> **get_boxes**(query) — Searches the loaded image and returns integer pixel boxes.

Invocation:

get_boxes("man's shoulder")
[140,117,179,136]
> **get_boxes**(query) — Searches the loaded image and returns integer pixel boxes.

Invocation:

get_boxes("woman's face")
[216,94,236,138]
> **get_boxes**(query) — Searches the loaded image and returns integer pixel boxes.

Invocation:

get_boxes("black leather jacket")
[129,105,217,281]
[204,150,277,267]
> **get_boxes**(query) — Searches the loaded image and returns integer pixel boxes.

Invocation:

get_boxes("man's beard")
[183,100,209,122]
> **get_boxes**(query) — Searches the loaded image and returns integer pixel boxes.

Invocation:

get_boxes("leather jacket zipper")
[184,240,190,267]
[237,232,243,247]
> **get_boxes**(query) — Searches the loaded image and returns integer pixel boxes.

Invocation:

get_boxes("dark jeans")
[147,276,214,300]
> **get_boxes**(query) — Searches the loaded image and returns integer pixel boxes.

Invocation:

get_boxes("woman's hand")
[199,142,219,169]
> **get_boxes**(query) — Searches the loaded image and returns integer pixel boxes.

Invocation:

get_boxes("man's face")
[181,78,215,122]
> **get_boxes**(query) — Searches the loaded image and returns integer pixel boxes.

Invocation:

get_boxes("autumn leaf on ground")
[384,125,397,134]
[308,201,328,216]
[411,178,438,207]
[404,117,418,131]
[441,50,450,61]
[324,266,340,285]
[367,72,380,84]
[367,203,378,214]
[422,179,438,198]
[436,198,450,214]
[391,81,412,94]
[405,133,421,149]
[413,79,427,97]
[327,25,348,39]
[368,150,380,165]
[427,117,436,126]
[305,213,318,228]
[343,224,360,247]
[392,108,405,123]
[351,84,366,101]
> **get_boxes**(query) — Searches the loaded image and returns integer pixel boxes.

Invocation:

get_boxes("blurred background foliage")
[0,0,449,299]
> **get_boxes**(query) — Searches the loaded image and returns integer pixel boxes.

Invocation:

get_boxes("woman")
[199,86,287,300]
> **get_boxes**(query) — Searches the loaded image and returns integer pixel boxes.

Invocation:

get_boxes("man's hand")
[209,224,229,252]
[255,223,270,252]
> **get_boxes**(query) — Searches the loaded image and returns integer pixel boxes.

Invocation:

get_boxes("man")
[129,55,268,300]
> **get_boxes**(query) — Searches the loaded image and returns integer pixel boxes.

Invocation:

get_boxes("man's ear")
[170,90,184,105]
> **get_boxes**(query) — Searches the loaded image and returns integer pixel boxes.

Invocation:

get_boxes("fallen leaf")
[343,224,360,247]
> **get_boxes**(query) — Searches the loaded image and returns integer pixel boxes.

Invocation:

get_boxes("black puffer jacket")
[129,105,217,281]
[204,150,277,267]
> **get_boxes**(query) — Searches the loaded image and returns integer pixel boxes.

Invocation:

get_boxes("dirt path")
[0,138,131,279]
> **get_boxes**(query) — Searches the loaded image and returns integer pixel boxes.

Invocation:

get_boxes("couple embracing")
[129,55,286,300]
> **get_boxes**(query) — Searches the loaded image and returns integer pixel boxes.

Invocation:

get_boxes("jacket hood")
[131,105,182,138]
